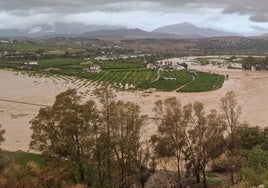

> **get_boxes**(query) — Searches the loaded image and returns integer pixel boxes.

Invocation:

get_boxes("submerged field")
[0,57,225,92]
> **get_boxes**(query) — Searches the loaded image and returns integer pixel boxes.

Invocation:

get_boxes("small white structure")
[229,63,242,69]
[24,61,39,65]
[147,63,157,69]
[29,61,39,65]
[0,40,9,43]
[163,77,176,81]
[88,65,102,73]
[44,68,60,72]
[173,65,185,71]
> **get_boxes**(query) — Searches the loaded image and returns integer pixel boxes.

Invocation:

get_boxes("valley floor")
[1,62,268,151]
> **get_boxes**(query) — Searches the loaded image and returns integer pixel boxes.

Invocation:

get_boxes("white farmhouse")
[88,64,102,73]
[147,63,157,70]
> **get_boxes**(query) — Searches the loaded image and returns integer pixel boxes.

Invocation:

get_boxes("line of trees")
[151,92,241,188]
[0,87,267,187]
[241,56,268,70]
[29,85,154,188]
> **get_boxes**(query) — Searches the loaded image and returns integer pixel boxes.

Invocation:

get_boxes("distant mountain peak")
[179,22,196,27]
[153,22,238,37]
[75,28,178,38]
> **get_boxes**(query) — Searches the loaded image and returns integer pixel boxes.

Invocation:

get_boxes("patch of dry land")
[1,60,268,151]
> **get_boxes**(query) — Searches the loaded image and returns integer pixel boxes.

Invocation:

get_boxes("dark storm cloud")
[251,25,268,32]
[0,0,267,21]
[0,0,268,22]
[0,0,268,30]
[0,1,266,17]
[221,0,268,22]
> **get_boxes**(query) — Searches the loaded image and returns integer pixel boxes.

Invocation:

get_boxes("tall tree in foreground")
[109,101,147,188]
[30,89,99,185]
[93,84,115,187]
[184,102,226,188]
[220,91,242,185]
[151,98,226,188]
[94,84,148,188]
[30,85,148,187]
[151,97,187,188]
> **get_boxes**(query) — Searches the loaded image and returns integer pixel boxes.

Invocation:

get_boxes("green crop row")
[87,69,157,86]
[179,73,225,92]
[100,61,145,69]
[139,70,193,91]
[0,57,225,92]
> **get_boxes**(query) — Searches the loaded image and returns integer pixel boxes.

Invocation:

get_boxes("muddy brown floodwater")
[0,66,268,151]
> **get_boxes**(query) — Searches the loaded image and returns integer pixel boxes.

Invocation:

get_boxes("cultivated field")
[1,61,268,151]
[179,73,225,92]
[0,58,225,91]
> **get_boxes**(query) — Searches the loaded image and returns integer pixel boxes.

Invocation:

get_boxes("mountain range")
[0,22,241,38]
[152,22,237,37]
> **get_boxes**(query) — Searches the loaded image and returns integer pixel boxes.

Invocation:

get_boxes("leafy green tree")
[151,97,188,188]
[184,102,226,188]
[242,146,268,186]
[93,84,116,187]
[247,146,268,170]
[109,101,147,187]
[30,89,98,185]
[237,126,263,150]
[152,98,226,188]
[220,91,242,185]
[94,84,148,188]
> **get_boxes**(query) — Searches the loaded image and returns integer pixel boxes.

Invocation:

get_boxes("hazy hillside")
[0,29,22,37]
[153,22,238,37]
[73,28,178,38]
[0,23,126,37]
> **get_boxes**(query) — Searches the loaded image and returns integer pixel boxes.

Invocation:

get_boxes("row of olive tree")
[151,91,242,188]
[1,87,267,187]
[30,85,153,188]
[28,87,261,188]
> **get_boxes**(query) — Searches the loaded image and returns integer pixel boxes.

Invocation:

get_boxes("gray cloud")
[10,1,268,22]
[0,0,267,22]
[251,25,268,32]
[0,0,268,36]
[250,14,268,22]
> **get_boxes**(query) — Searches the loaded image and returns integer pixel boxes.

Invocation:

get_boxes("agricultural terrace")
[0,57,225,92]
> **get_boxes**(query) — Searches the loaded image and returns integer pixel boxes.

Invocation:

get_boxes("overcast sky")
[0,0,268,36]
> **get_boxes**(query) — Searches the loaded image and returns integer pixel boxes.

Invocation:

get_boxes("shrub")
[211,157,229,173]
[241,167,268,187]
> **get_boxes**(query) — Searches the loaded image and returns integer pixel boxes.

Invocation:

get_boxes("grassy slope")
[1,150,45,168]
